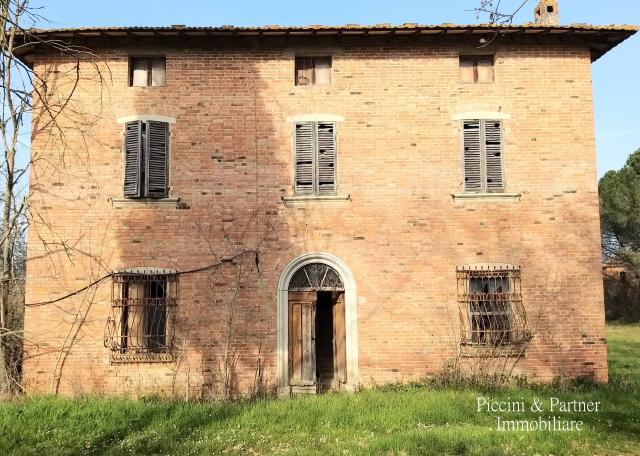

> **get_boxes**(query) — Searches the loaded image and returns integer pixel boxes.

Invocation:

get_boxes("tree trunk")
[0,185,13,394]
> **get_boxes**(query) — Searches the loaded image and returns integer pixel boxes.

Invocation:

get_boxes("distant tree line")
[599,148,640,322]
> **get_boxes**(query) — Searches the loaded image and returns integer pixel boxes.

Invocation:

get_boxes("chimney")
[534,0,559,25]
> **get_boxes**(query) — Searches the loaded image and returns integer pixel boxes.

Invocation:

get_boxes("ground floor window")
[105,270,178,360]
[456,265,524,346]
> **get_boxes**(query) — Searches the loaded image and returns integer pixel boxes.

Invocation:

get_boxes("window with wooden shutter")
[123,120,169,199]
[295,57,332,86]
[316,123,336,195]
[462,119,504,193]
[124,121,143,198]
[145,121,169,198]
[294,122,337,196]
[129,57,166,87]
[459,56,494,84]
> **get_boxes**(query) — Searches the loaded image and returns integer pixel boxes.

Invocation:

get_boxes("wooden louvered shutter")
[295,58,314,85]
[316,122,336,195]
[124,121,143,198]
[462,120,482,192]
[144,121,169,198]
[483,120,504,192]
[294,122,314,195]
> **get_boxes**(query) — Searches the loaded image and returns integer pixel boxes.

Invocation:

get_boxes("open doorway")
[287,263,346,394]
[315,291,334,392]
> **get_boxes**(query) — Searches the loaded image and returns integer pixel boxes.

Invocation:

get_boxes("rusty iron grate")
[456,265,528,346]
[104,272,178,356]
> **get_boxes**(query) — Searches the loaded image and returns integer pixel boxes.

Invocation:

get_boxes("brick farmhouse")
[19,2,637,396]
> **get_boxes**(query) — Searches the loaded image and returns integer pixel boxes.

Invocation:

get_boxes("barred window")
[457,265,524,346]
[105,270,178,361]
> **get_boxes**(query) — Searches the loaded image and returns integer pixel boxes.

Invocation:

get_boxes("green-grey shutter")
[124,121,143,198]
[316,122,336,195]
[484,120,504,192]
[463,120,482,192]
[294,122,314,195]
[144,121,169,198]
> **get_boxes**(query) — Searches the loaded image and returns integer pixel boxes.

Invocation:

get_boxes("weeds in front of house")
[0,324,638,455]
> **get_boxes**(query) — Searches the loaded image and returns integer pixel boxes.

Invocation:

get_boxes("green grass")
[2,324,639,455]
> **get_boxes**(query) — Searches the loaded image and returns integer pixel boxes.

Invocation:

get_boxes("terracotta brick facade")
[23,34,609,396]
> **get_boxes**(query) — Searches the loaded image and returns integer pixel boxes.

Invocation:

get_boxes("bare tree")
[475,1,531,25]
[0,0,106,395]
[195,209,273,400]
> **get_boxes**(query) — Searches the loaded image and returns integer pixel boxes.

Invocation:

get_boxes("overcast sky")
[30,0,640,177]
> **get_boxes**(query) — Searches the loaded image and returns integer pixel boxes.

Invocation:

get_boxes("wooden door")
[288,292,317,386]
[332,292,347,385]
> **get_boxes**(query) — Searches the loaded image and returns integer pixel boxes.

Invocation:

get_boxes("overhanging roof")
[19,23,639,62]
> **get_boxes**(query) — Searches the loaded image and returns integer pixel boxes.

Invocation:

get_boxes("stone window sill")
[282,194,351,204]
[111,197,182,208]
[451,193,521,200]
[460,344,526,359]
[110,352,175,364]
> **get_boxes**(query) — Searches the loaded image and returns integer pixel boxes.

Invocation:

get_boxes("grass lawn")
[1,323,639,455]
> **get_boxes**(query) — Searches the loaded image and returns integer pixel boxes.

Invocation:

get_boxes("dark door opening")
[315,291,334,392]
[288,290,346,394]
[287,263,346,394]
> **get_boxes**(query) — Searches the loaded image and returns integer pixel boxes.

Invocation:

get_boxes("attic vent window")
[459,56,494,84]
[295,56,332,86]
[129,57,166,87]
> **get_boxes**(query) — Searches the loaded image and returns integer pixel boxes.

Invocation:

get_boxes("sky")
[29,0,640,177]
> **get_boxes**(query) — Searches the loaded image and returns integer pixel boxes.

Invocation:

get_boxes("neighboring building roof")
[18,23,638,62]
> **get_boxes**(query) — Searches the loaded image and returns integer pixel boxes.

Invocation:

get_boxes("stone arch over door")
[277,252,358,394]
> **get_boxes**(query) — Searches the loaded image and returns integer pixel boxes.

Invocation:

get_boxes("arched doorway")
[277,253,358,395]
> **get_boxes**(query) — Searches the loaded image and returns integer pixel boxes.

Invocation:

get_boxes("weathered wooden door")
[332,292,347,387]
[288,292,317,386]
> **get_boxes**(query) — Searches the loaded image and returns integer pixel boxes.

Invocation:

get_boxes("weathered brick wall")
[23,40,607,396]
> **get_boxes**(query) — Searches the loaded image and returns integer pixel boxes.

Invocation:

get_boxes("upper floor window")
[459,55,494,84]
[295,57,331,86]
[129,57,166,87]
[294,121,337,196]
[456,266,522,346]
[123,120,169,198]
[462,119,504,193]
[105,271,178,357]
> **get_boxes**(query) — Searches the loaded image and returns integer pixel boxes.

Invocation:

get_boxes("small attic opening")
[547,5,554,12]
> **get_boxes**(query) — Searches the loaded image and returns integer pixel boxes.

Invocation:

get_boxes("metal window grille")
[456,265,526,346]
[104,272,178,354]
[288,263,344,291]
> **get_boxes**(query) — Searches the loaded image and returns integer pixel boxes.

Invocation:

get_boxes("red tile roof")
[19,23,639,62]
